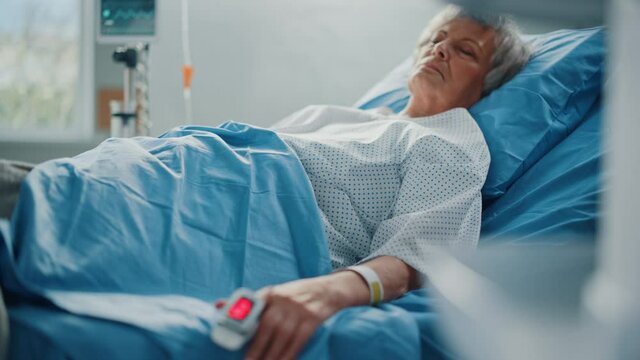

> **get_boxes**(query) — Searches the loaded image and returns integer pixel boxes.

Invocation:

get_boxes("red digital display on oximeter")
[228,297,253,320]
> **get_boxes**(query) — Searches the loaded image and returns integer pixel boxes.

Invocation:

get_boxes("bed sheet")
[6,289,451,360]
[0,122,439,359]
[480,98,604,243]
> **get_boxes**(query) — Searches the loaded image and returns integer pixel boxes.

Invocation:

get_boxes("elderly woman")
[241,5,530,360]
[0,5,530,360]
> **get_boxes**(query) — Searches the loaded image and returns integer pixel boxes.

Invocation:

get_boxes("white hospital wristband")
[347,265,384,306]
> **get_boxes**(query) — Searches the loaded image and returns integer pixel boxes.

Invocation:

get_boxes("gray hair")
[415,5,531,95]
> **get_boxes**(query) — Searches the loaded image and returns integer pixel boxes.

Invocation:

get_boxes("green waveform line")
[106,9,155,21]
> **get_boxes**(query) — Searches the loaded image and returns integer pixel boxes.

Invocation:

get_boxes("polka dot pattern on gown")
[271,105,490,276]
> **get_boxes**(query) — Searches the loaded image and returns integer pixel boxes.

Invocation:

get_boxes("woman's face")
[407,17,496,116]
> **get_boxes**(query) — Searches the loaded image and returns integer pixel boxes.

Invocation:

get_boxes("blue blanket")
[1,123,435,359]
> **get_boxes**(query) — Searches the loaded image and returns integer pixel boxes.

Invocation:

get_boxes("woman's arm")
[332,255,421,307]
[243,256,420,360]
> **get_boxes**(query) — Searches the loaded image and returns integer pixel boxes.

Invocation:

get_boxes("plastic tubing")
[181,0,193,124]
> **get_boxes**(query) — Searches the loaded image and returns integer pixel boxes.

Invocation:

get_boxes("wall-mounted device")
[97,0,157,44]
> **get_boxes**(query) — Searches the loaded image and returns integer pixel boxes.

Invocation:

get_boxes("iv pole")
[111,44,151,138]
[100,0,155,138]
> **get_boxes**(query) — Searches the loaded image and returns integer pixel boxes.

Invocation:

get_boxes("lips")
[420,62,445,80]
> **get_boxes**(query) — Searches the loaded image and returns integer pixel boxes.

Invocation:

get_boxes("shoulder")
[407,108,490,166]
[412,108,479,131]
[412,108,486,143]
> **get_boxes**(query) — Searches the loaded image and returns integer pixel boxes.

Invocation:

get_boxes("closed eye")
[431,30,446,45]
[459,47,476,59]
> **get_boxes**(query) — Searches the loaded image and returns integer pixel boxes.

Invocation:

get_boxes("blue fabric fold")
[1,123,332,358]
[480,98,604,243]
[0,122,433,359]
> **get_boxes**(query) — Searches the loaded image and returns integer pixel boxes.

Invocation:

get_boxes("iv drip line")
[181,0,193,124]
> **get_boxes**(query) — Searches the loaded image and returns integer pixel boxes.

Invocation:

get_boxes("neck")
[400,96,440,118]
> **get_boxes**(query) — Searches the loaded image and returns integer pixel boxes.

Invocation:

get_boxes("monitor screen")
[99,0,156,43]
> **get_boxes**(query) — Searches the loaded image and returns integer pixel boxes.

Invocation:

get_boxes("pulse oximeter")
[211,288,266,351]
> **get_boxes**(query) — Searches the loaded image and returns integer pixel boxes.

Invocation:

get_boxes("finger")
[262,313,297,360]
[256,286,273,299]
[245,306,279,360]
[280,321,318,360]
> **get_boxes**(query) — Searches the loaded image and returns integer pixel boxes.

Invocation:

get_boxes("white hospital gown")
[270,105,490,276]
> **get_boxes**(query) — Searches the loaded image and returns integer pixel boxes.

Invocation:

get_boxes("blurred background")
[0,0,593,163]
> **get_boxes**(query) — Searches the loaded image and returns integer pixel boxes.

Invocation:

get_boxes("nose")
[433,41,450,61]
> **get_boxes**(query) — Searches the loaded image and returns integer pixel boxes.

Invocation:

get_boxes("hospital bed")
[0,26,605,359]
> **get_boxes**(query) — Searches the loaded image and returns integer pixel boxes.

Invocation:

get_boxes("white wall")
[148,0,445,135]
[3,0,571,163]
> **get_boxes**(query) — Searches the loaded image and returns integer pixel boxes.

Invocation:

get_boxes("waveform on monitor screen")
[109,9,154,21]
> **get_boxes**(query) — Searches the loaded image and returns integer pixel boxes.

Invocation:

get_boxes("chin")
[409,74,439,96]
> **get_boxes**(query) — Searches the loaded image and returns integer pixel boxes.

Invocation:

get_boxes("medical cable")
[181,0,193,124]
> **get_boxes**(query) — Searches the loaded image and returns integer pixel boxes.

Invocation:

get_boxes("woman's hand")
[244,276,352,360]
[214,256,417,359]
